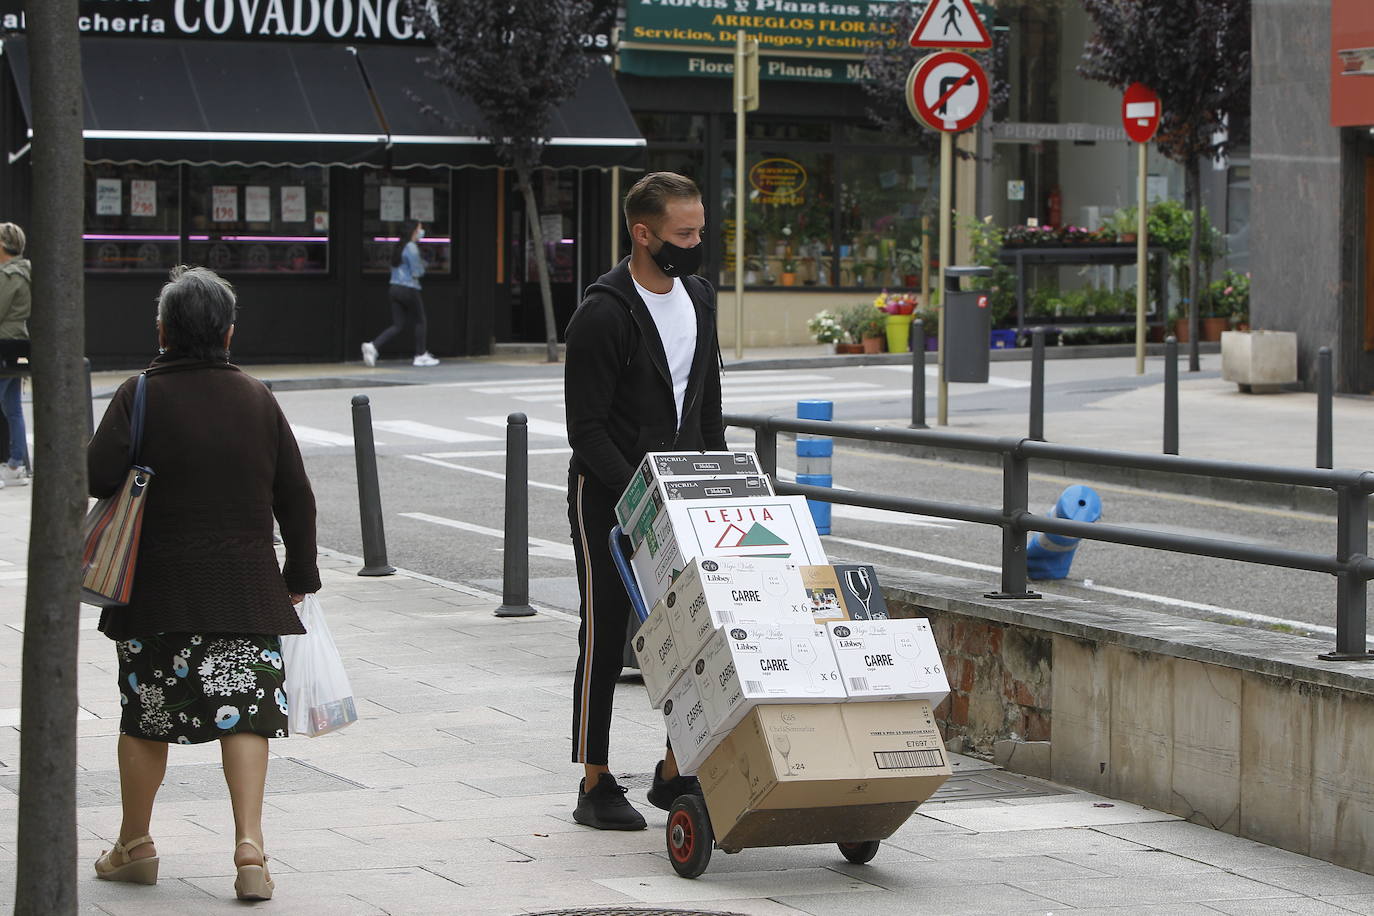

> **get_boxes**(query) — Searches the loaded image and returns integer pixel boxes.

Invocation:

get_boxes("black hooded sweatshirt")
[564,257,726,495]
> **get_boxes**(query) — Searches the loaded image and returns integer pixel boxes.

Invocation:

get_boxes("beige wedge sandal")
[233,837,274,901]
[94,834,159,885]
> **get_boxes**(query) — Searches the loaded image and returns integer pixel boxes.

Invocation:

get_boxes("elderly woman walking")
[87,266,319,901]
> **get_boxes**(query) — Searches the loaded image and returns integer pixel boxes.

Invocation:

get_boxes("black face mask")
[649,232,704,278]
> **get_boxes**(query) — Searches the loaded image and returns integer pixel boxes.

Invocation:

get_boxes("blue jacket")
[390,241,425,289]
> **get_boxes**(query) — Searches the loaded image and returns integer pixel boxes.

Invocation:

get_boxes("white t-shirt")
[632,274,697,429]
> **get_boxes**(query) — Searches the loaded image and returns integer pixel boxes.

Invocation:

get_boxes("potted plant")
[836,304,869,353]
[876,290,919,352]
[780,257,797,287]
[1108,206,1139,243]
[807,309,844,352]
[858,309,887,353]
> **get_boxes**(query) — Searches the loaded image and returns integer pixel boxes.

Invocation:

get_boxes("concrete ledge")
[869,560,1374,872]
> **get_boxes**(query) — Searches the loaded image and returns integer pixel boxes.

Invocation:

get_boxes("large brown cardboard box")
[698,701,950,849]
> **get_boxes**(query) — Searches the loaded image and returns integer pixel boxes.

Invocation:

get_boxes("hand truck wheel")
[837,840,880,864]
[666,795,713,878]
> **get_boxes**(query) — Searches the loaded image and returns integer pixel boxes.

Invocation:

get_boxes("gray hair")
[156,266,237,360]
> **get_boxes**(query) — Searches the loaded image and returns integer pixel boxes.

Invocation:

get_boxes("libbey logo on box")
[826,619,949,705]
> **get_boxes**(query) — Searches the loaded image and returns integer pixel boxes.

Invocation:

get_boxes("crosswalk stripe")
[424,447,571,459]
[372,420,500,443]
[291,425,381,448]
[404,455,569,492]
[469,382,565,395]
[433,376,557,389]
[401,512,575,561]
[470,416,567,440]
[877,364,1031,389]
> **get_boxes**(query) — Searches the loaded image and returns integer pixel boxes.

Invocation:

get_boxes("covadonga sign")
[0,0,616,47]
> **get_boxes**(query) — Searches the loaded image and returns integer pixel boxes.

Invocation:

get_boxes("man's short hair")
[623,172,701,230]
[0,223,26,257]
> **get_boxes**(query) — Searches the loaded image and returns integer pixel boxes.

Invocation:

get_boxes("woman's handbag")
[282,594,358,737]
[80,374,153,607]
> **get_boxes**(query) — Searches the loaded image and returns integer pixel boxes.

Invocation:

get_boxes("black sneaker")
[573,774,647,831]
[646,760,703,812]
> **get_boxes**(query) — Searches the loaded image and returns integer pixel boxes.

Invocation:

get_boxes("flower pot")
[1149,324,1167,343]
[1201,317,1228,341]
[836,342,864,354]
[925,335,939,352]
[781,272,797,287]
[1173,318,1191,343]
[884,313,911,353]
[1119,232,1137,243]
[861,335,885,354]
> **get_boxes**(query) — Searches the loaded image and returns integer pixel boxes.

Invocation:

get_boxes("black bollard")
[910,318,927,429]
[1317,346,1333,469]
[1029,328,1045,441]
[351,395,395,577]
[495,413,536,617]
[1164,336,1179,455]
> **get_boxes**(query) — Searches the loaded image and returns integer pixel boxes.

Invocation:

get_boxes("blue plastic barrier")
[797,400,833,534]
[1027,484,1103,580]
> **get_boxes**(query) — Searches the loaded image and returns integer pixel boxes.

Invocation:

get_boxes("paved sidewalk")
[3,490,1374,914]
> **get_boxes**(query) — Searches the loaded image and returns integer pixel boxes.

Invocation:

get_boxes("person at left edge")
[0,222,31,487]
[564,171,724,830]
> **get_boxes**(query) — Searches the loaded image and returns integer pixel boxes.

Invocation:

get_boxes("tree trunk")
[516,162,559,364]
[1186,160,1202,372]
[16,2,86,913]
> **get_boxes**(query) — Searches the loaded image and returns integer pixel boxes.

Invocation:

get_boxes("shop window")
[185,166,328,274]
[84,164,180,273]
[634,113,708,144]
[720,150,835,288]
[724,118,832,143]
[361,169,452,276]
[838,152,933,288]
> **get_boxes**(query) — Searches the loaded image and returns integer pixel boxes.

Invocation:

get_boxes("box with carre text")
[662,666,717,776]
[631,604,684,708]
[632,495,828,612]
[826,618,949,706]
[690,621,845,738]
[697,700,950,843]
[616,451,766,541]
[662,557,814,658]
[800,564,889,622]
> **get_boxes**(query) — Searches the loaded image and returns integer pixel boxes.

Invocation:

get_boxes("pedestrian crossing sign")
[910,0,992,51]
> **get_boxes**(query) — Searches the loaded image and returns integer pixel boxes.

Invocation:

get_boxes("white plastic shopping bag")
[281,594,358,737]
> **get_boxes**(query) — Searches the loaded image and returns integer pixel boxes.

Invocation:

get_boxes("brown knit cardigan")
[88,356,319,640]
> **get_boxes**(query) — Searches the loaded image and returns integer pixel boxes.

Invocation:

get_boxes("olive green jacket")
[0,257,30,340]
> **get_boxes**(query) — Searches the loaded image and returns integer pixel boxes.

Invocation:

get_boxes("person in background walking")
[361,219,439,368]
[88,266,319,901]
[0,222,30,488]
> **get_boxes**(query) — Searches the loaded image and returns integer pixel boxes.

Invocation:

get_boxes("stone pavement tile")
[825,853,1107,891]
[455,769,584,799]
[1182,842,1332,871]
[646,899,812,916]
[369,787,572,821]
[79,875,219,909]
[258,801,436,831]
[334,820,553,862]
[886,826,1149,860]
[1036,907,1221,916]
[1321,895,1374,914]
[1095,819,1280,850]
[776,882,1064,915]
[697,842,933,874]
[1203,898,1369,915]
[924,798,1179,833]
[426,851,674,886]
[1045,848,1219,877]
[496,825,673,859]
[1240,864,1374,897]
[1008,872,1301,908]
[596,866,885,905]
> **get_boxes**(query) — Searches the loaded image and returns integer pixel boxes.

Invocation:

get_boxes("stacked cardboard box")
[620,452,952,840]
[616,452,770,550]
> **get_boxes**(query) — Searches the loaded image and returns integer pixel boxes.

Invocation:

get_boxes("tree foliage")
[1078,0,1251,167]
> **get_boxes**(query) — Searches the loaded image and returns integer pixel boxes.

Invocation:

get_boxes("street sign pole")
[1135,140,1147,375]
[938,129,951,426]
[732,30,758,361]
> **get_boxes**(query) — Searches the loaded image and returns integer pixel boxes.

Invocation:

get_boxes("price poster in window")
[95,178,122,216]
[130,180,157,217]
[380,185,405,222]
[245,185,271,222]
[280,186,306,222]
[409,186,434,222]
[212,186,238,222]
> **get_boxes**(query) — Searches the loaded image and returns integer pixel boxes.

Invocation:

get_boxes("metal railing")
[727,412,1374,662]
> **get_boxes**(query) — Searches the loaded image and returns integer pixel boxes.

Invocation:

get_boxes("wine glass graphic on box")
[774,732,793,773]
[843,566,875,618]
[894,627,933,690]
[791,637,824,694]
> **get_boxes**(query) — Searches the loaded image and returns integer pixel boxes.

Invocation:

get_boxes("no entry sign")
[1121,82,1162,143]
[906,51,989,133]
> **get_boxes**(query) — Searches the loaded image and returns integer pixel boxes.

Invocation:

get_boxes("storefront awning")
[353,45,646,170]
[3,38,645,171]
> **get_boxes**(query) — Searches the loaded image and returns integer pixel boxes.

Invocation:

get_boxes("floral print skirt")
[116,633,289,744]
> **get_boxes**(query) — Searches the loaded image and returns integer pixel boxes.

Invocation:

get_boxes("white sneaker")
[361,341,378,367]
[412,353,440,367]
[0,465,27,487]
